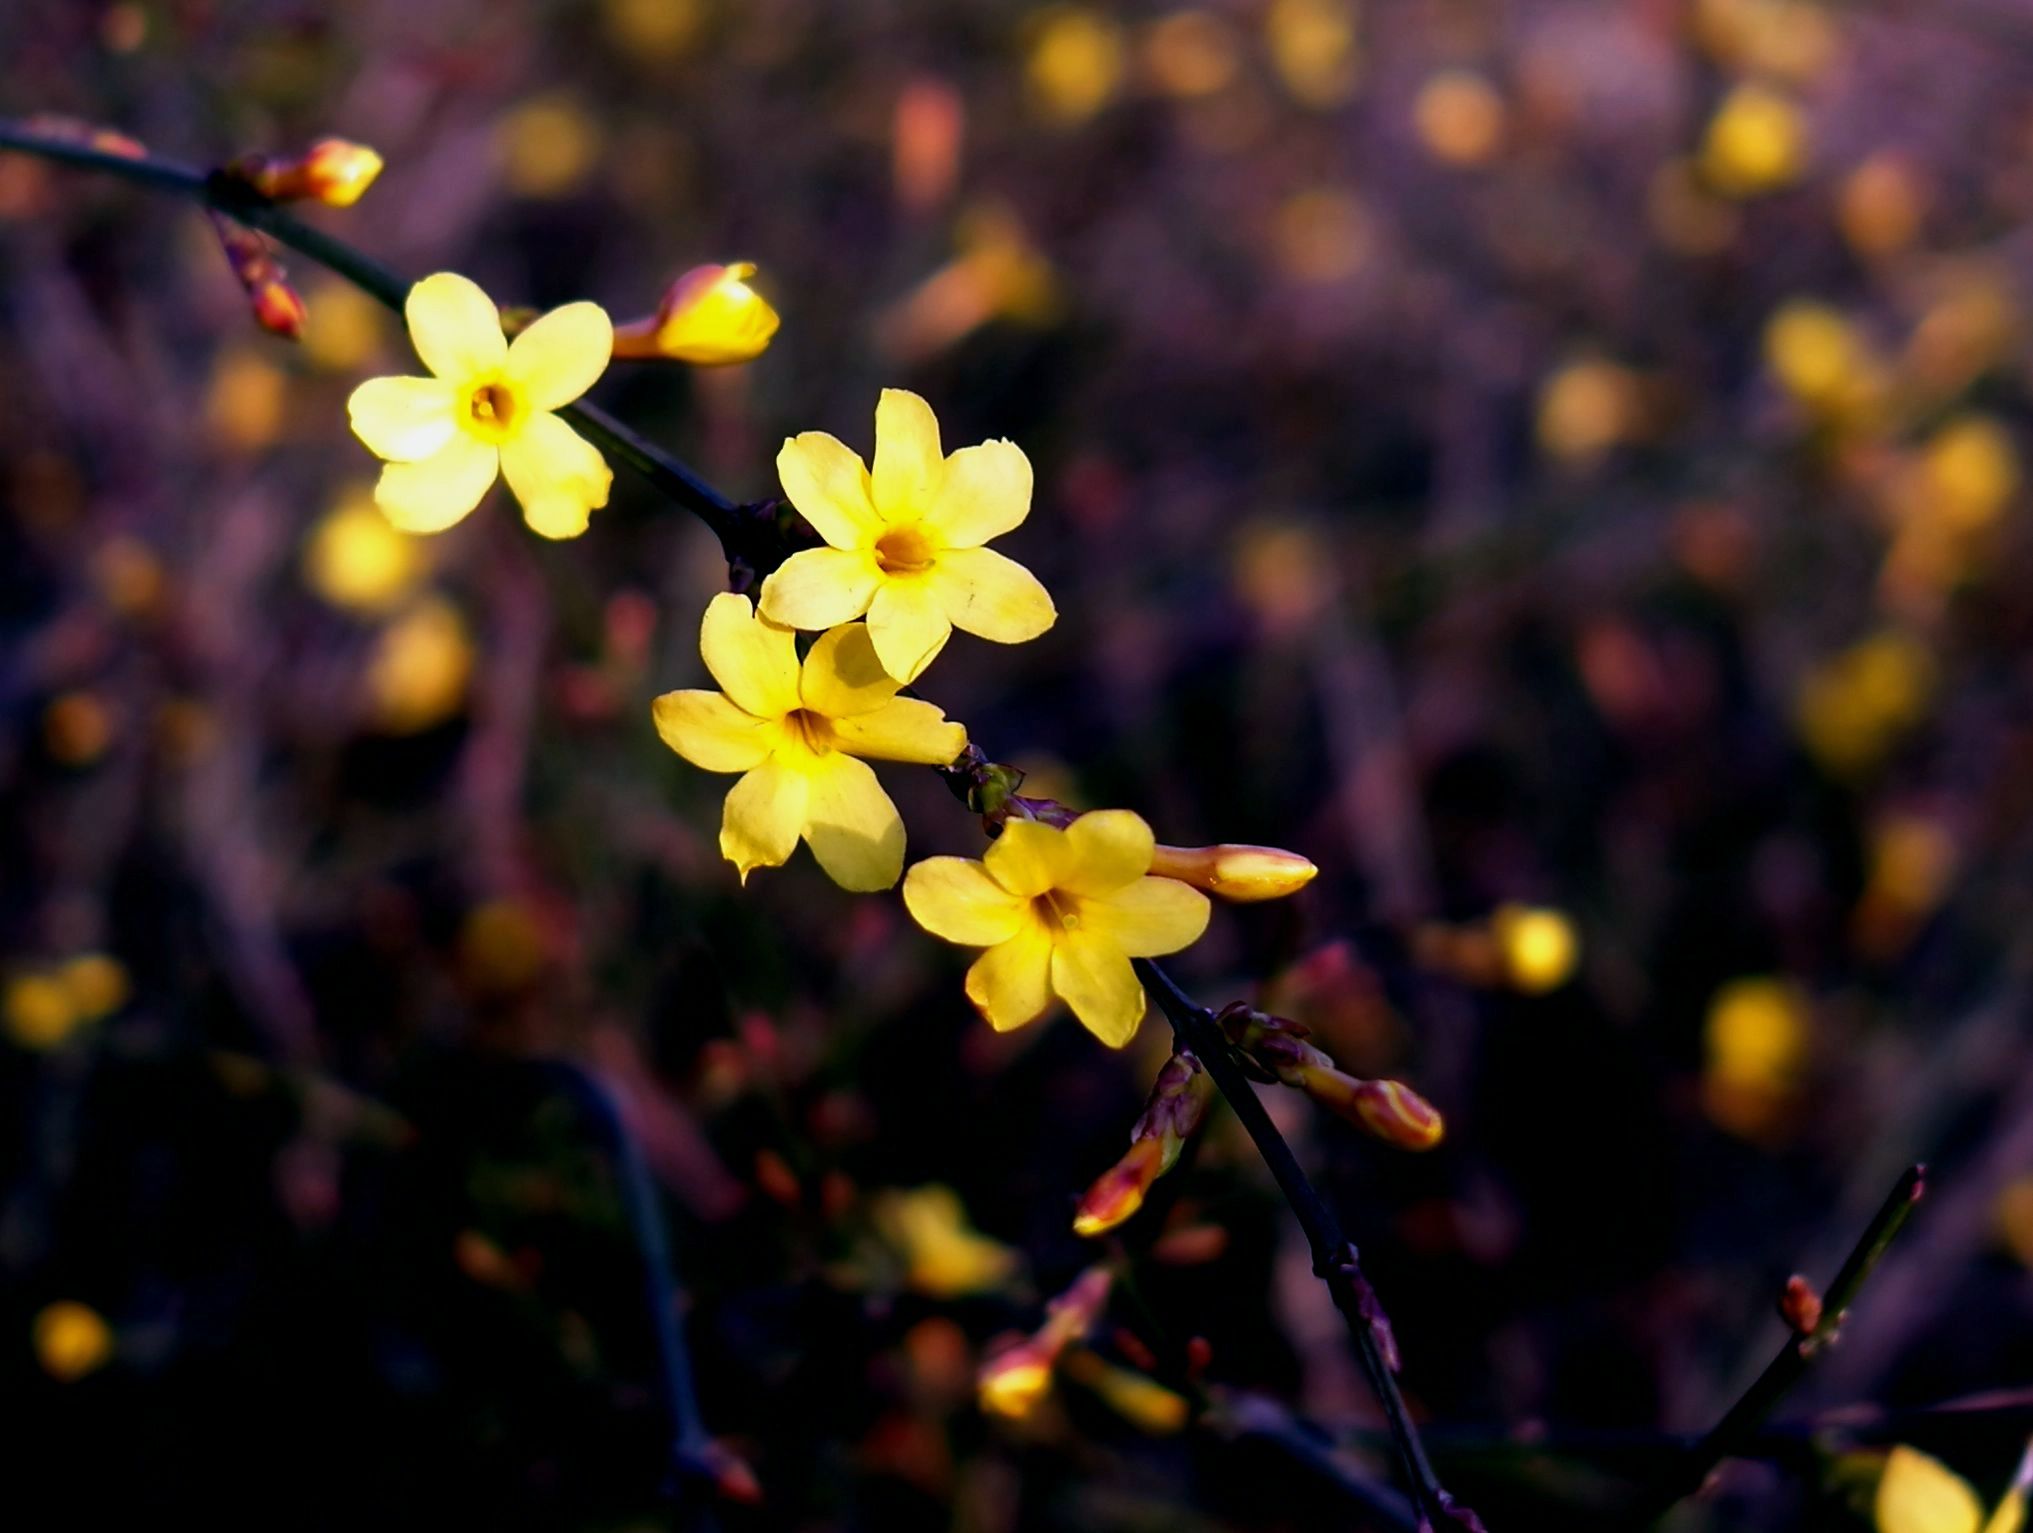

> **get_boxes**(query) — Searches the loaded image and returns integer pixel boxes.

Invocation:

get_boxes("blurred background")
[5,0,2033,1528]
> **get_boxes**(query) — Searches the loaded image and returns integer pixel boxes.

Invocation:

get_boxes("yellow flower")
[653,594,968,890]
[347,272,614,539]
[614,262,781,364]
[760,389,1056,682]
[871,1185,1019,1298]
[1876,1443,2029,1533]
[903,811,1210,1047]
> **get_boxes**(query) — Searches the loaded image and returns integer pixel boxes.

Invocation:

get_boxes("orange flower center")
[874,524,937,575]
[1032,890,1081,932]
[463,380,522,442]
[783,709,835,756]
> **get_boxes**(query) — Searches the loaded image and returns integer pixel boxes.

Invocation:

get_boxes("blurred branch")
[1136,959,1484,1532]
[1638,1163,1928,1524]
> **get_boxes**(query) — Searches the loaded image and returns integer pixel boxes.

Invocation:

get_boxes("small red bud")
[1779,1274,1823,1334]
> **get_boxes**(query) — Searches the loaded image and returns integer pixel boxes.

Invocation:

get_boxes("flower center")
[462,380,522,442]
[783,709,835,756]
[1032,890,1081,933]
[874,524,937,575]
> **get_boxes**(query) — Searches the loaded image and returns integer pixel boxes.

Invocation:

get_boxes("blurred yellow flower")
[903,811,1210,1047]
[304,490,427,614]
[1063,1350,1190,1433]
[872,1186,1018,1298]
[34,1301,114,1382]
[1764,300,1886,428]
[60,954,128,1021]
[348,273,614,539]
[207,346,287,451]
[1700,84,1806,197]
[613,262,780,365]
[1840,153,1928,259]
[1706,977,1808,1091]
[1492,904,1580,993]
[1026,6,1125,125]
[368,597,473,734]
[497,94,603,198]
[302,280,390,373]
[1414,71,1506,167]
[1265,0,1361,108]
[1537,359,1638,462]
[5,972,76,1049]
[760,389,1056,682]
[1796,630,1935,776]
[1923,416,2019,531]
[978,1350,1055,1419]
[1875,1443,2028,1533]
[653,594,967,890]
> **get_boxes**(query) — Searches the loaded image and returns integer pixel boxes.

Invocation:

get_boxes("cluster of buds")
[612,262,782,365]
[976,1263,1114,1421]
[220,138,384,208]
[208,212,306,339]
[1073,1050,1213,1237]
[1216,1003,1445,1151]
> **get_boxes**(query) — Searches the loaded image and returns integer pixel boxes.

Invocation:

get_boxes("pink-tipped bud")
[298,138,383,206]
[1073,1052,1212,1238]
[1149,843,1319,902]
[250,280,308,339]
[1779,1274,1823,1334]
[1346,1077,1446,1151]
[211,213,306,342]
[612,262,782,365]
[1073,1137,1164,1237]
[977,1263,1116,1420]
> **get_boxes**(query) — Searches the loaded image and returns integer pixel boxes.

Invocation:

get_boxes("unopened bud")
[1073,1137,1164,1237]
[1779,1274,1823,1334]
[1074,1051,1212,1237]
[1149,843,1319,902]
[1220,1004,1444,1150]
[250,280,308,339]
[225,138,383,207]
[1344,1076,1445,1151]
[210,213,306,341]
[977,1263,1115,1420]
[613,262,781,364]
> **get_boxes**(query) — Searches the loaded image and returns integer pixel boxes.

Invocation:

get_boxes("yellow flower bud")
[613,263,781,365]
[1296,1067,1446,1151]
[298,139,384,207]
[1072,1136,1165,1238]
[1147,842,1318,902]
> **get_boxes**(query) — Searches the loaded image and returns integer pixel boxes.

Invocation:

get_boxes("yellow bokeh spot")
[1233,519,1336,636]
[1272,188,1372,283]
[1537,359,1637,462]
[44,690,113,766]
[92,536,165,619]
[1705,977,1809,1091]
[978,1353,1053,1420]
[5,973,78,1050]
[603,0,703,58]
[1700,84,1805,198]
[498,95,603,199]
[1875,1445,1984,1533]
[1144,10,1239,99]
[1026,7,1126,125]
[301,280,390,373]
[367,597,474,734]
[304,490,427,615]
[1413,71,1505,167]
[1696,0,1839,82]
[458,898,549,996]
[206,348,288,452]
[60,953,129,1022]
[1840,153,1927,259]
[1265,0,1360,107]
[1764,300,1886,429]
[1492,905,1580,994]
[1923,416,2019,532]
[1795,631,1935,777]
[34,1301,114,1382]
[873,1186,1018,1298]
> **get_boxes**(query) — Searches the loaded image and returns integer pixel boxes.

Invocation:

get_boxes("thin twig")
[1136,958,1482,1531]
[1637,1164,1927,1523]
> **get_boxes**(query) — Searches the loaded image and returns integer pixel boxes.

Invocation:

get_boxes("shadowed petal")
[1051,930,1146,1047]
[801,752,905,891]
[964,920,1055,1031]
[799,621,899,718]
[720,757,807,882]
[866,578,952,682]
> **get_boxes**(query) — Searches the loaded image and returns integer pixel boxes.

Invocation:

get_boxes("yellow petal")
[1060,810,1157,895]
[904,857,1028,945]
[1877,1446,1985,1533]
[984,819,1072,898]
[406,272,506,383]
[347,375,457,462]
[654,263,781,365]
[929,546,1056,644]
[699,592,800,720]
[872,388,944,521]
[651,689,777,772]
[1083,876,1211,957]
[964,919,1055,1030]
[1051,929,1145,1047]
[1985,1492,2026,1533]
[799,621,899,718]
[759,546,883,631]
[926,439,1033,547]
[373,434,499,533]
[777,431,882,549]
[867,577,953,682]
[505,300,614,410]
[720,757,808,882]
[800,751,906,891]
[499,411,612,539]
[829,697,967,763]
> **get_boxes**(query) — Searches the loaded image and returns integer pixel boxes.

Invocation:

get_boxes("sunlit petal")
[652,689,778,773]
[984,819,1072,899]
[499,411,612,539]
[505,300,613,410]
[800,751,906,891]
[964,919,1055,1031]
[777,432,882,548]
[1059,810,1157,895]
[903,858,1028,945]
[406,272,507,382]
[928,546,1056,644]
[1051,930,1145,1047]
[829,696,967,763]
[925,439,1032,547]
[1082,877,1210,957]
[347,375,457,462]
[872,388,944,522]
[699,593,800,720]
[759,547,883,631]
[720,756,808,882]
[373,435,499,533]
[866,578,953,682]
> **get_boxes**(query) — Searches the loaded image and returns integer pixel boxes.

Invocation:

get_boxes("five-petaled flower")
[654,594,968,891]
[347,272,614,539]
[903,811,1209,1046]
[760,389,1055,682]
